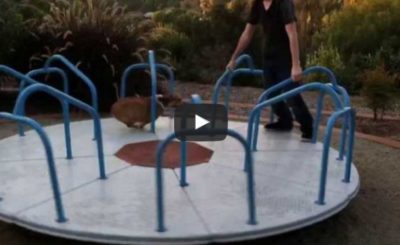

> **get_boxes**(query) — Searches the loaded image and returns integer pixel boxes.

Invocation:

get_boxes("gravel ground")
[175,82,400,117]
[176,82,400,140]
[0,117,399,245]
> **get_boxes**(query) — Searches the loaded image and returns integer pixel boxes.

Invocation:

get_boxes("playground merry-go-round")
[0,51,359,244]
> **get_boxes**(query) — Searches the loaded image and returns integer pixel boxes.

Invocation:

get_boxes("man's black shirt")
[247,0,297,65]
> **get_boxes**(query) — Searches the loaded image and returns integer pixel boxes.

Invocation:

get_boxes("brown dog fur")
[111,95,182,129]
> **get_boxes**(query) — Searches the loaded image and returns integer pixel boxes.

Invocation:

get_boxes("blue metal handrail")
[212,69,230,104]
[14,83,107,180]
[257,66,339,113]
[212,68,264,109]
[44,54,98,112]
[155,129,257,232]
[235,54,255,70]
[316,107,356,205]
[247,83,355,206]
[21,67,69,94]
[44,54,98,139]
[212,54,263,109]
[191,94,203,104]
[0,65,73,160]
[19,68,72,159]
[148,51,158,133]
[253,67,348,153]
[314,84,351,161]
[119,51,170,133]
[248,82,344,153]
[0,112,67,223]
[120,63,176,99]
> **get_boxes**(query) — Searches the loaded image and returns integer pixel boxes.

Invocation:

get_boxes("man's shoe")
[301,133,313,143]
[264,122,293,132]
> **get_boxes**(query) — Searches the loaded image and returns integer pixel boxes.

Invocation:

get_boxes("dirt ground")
[0,117,399,245]
[176,82,400,141]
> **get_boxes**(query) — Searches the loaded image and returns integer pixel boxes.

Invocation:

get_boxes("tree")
[316,0,400,58]
[360,65,396,120]
[312,0,400,91]
[293,0,344,59]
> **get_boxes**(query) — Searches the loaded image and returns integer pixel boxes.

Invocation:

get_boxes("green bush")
[154,8,211,48]
[360,65,397,120]
[305,44,361,92]
[142,0,180,11]
[0,0,47,70]
[29,0,150,110]
[317,0,400,56]
[0,1,24,62]
[150,26,193,61]
[150,25,196,79]
[312,0,400,92]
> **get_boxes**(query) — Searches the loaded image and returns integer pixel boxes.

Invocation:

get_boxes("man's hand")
[227,24,256,71]
[291,65,303,82]
[226,59,236,71]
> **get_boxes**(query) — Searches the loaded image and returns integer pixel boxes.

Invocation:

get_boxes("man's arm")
[285,22,302,81]
[226,24,256,70]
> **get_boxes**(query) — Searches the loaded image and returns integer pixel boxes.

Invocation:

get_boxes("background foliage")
[28,0,150,109]
[0,0,399,112]
[310,0,400,91]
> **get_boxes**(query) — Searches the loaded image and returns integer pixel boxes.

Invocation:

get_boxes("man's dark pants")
[263,61,314,136]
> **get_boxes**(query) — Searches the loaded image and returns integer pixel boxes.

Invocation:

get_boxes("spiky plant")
[29,0,153,110]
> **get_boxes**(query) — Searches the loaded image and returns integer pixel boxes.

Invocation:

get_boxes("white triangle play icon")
[195,114,210,130]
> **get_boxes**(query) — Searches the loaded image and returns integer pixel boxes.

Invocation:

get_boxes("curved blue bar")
[155,129,257,232]
[212,54,259,106]
[0,112,67,223]
[120,63,148,98]
[14,84,107,180]
[0,65,66,137]
[44,55,98,140]
[255,66,344,149]
[343,109,356,183]
[0,65,43,92]
[21,68,73,159]
[336,86,351,160]
[157,64,176,95]
[21,68,69,93]
[148,50,158,133]
[257,66,339,105]
[44,55,98,111]
[224,68,263,109]
[313,84,351,156]
[212,68,263,108]
[212,70,231,104]
[316,107,353,205]
[233,68,264,77]
[257,78,291,104]
[312,92,326,143]
[191,94,203,104]
[235,54,255,69]
[120,63,176,98]
[248,82,343,152]
[303,66,338,88]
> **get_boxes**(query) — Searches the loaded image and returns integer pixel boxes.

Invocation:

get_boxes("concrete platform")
[0,117,360,244]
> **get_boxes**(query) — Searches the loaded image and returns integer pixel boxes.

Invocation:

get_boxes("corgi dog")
[111,95,182,129]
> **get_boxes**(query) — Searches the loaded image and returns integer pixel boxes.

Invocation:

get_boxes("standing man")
[227,0,313,141]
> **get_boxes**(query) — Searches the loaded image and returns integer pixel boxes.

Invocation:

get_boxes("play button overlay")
[174,104,227,141]
[195,115,209,130]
